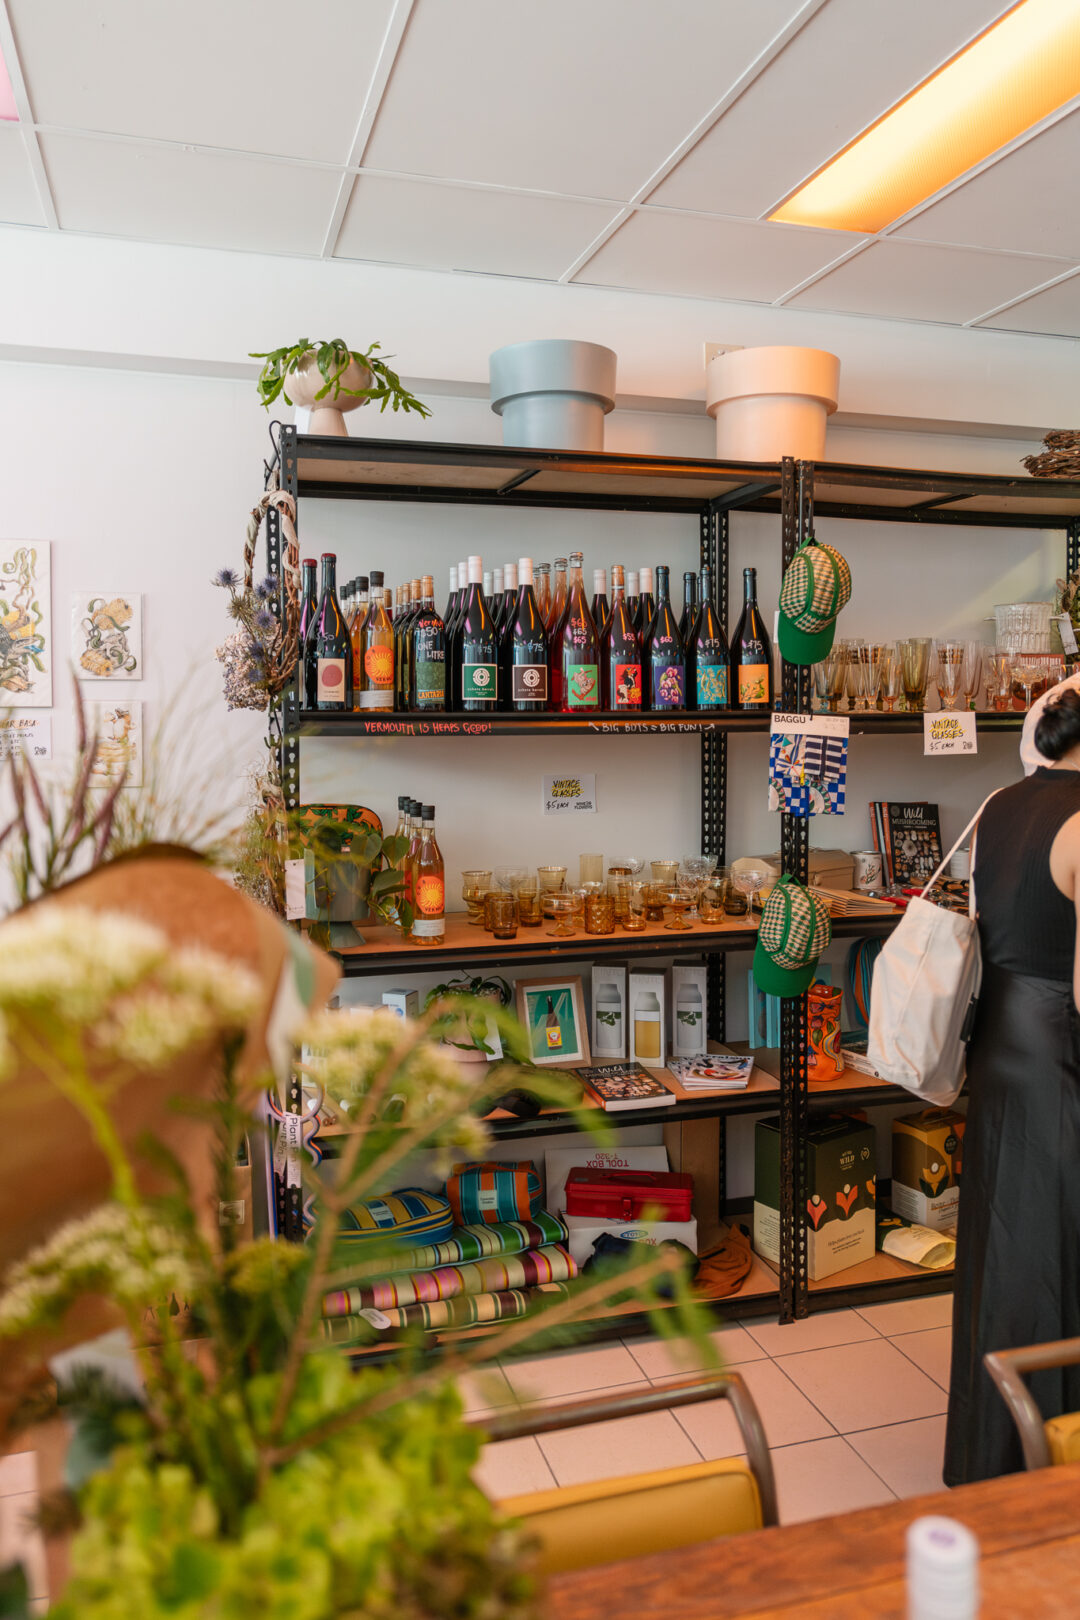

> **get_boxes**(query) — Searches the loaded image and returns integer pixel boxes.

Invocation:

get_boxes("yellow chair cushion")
[499,1456,763,1575]
[1044,1412,1080,1465]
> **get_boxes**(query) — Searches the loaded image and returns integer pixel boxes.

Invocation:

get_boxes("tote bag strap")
[919,788,1003,911]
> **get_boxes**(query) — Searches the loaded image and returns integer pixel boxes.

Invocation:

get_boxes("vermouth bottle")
[679,570,698,647]
[731,565,772,711]
[297,557,318,707]
[358,569,394,710]
[459,554,499,711]
[591,569,610,637]
[401,798,423,935]
[307,552,352,711]
[600,563,642,710]
[689,564,730,711]
[643,564,686,710]
[634,565,655,637]
[409,575,446,712]
[349,574,369,699]
[411,804,445,946]
[554,550,599,712]
[505,556,549,711]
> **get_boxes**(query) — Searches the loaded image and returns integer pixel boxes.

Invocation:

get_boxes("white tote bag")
[867,794,998,1106]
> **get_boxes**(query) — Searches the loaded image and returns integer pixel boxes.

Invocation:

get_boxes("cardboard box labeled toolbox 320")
[892,1108,965,1232]
[755,1113,876,1282]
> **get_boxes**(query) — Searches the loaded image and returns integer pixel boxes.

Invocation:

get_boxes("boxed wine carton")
[628,969,667,1067]
[590,963,627,1062]
[562,1214,698,1266]
[668,962,707,1058]
[891,1108,965,1232]
[754,1112,876,1281]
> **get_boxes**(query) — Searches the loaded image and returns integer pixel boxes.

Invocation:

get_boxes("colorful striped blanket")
[322,1243,576,1318]
[320,1282,569,1341]
[345,1212,568,1277]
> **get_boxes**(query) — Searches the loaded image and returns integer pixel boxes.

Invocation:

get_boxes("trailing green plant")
[250,340,432,418]
[424,971,513,1054]
[296,815,412,942]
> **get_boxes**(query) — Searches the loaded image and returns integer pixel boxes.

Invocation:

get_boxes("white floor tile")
[537,1408,701,1488]
[0,1493,47,1600]
[472,1437,557,1500]
[778,1338,948,1433]
[742,1307,880,1358]
[853,1294,953,1336]
[625,1324,767,1381]
[457,1366,516,1414]
[847,1416,948,1498]
[0,1453,37,1498]
[501,1342,646,1402]
[892,1326,952,1391]
[771,1436,896,1525]
[673,1359,834,1458]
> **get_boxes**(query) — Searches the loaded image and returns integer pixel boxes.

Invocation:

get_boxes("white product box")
[668,962,707,1058]
[590,963,627,1062]
[563,1214,698,1266]
[628,970,667,1067]
[382,989,419,1019]
[545,1143,669,1221]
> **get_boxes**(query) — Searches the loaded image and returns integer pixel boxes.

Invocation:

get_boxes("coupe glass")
[935,640,965,711]
[546,894,576,937]
[962,641,983,711]
[899,638,932,712]
[731,862,772,915]
[877,644,903,713]
[1010,655,1043,710]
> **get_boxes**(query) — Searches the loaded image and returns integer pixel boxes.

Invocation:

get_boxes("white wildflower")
[0,908,168,1025]
[97,990,217,1067]
[164,949,260,1028]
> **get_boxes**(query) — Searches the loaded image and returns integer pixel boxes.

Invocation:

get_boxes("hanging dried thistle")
[213,486,301,709]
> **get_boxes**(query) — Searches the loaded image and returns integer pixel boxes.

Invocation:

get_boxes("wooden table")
[547,1465,1080,1618]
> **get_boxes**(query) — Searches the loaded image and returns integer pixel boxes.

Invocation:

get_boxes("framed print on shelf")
[0,542,52,708]
[515,976,590,1067]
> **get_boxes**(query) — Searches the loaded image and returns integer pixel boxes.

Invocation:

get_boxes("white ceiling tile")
[651,0,1013,218]
[9,0,395,162]
[335,174,618,278]
[572,209,863,302]
[39,134,341,255]
[786,239,1075,324]
[896,111,1080,260]
[0,125,46,225]
[363,0,801,201]
[976,272,1080,337]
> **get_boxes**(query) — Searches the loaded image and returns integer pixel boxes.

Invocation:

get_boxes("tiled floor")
[475,1293,954,1526]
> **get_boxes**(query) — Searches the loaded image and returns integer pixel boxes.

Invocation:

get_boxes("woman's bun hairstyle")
[1035,686,1080,762]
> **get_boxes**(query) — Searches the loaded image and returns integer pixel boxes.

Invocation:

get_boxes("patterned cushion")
[339,1188,453,1246]
[445,1161,542,1226]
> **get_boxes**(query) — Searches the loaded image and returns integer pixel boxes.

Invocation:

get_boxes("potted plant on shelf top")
[250,339,432,437]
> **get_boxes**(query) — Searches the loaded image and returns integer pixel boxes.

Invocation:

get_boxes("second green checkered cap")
[752,874,832,998]
[778,536,852,665]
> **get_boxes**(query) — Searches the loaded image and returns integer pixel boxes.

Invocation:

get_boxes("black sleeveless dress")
[945,766,1080,1485]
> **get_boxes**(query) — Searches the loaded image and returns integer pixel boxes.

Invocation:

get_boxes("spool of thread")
[906,1515,979,1620]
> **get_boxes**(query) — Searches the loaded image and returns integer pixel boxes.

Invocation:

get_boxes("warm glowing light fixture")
[0,43,17,121]
[770,0,1080,232]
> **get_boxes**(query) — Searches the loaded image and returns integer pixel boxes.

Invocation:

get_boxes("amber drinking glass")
[651,859,679,884]
[644,883,668,923]
[462,870,492,926]
[537,865,567,895]
[623,881,648,931]
[661,889,693,931]
[488,893,518,939]
[584,891,616,935]
[515,877,541,927]
[546,894,576,937]
[899,638,932,713]
[699,881,726,923]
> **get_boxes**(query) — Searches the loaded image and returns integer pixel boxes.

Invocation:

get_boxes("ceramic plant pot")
[489,338,617,451]
[288,353,373,437]
[706,346,840,462]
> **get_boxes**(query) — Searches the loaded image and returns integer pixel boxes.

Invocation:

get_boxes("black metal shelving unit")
[265,424,1080,1335]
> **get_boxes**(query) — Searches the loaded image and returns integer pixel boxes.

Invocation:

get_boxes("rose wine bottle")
[591,569,610,637]
[505,556,549,711]
[554,550,599,713]
[307,552,353,712]
[601,563,642,710]
[459,554,499,711]
[411,804,445,946]
[689,565,730,711]
[732,565,772,711]
[547,557,569,633]
[643,564,686,710]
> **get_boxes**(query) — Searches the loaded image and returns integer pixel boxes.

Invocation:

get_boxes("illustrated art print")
[72,592,142,680]
[87,699,143,788]
[0,543,52,708]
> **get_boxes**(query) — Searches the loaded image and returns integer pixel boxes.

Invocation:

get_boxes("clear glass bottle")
[401,797,424,935]
[411,804,445,946]
[358,569,394,710]
[600,563,642,710]
[554,550,599,712]
[409,575,446,713]
[643,564,686,710]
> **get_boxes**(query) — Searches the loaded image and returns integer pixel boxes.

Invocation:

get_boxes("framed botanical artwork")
[0,542,52,708]
[87,699,143,788]
[515,977,590,1067]
[72,592,142,679]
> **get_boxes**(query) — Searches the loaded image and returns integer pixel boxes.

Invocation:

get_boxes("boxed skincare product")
[755,1112,876,1281]
[628,970,666,1067]
[590,963,627,1062]
[668,962,707,1058]
[891,1107,965,1231]
[382,989,419,1019]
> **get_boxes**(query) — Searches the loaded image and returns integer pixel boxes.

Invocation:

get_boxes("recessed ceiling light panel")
[770,0,1080,233]
[0,39,17,121]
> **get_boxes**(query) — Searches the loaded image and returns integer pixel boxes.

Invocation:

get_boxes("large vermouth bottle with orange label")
[358,568,394,710]
[731,565,772,712]
[411,803,445,946]
[308,552,353,711]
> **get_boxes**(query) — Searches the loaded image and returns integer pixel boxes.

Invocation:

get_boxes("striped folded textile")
[446,1161,542,1226]
[388,1212,568,1274]
[322,1243,577,1318]
[320,1282,569,1341]
[338,1188,453,1247]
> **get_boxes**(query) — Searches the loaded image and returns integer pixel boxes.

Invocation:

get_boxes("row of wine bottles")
[393,797,444,945]
[299,551,773,713]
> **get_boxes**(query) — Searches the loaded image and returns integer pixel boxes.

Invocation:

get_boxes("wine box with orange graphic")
[754,1113,876,1281]
[891,1107,965,1232]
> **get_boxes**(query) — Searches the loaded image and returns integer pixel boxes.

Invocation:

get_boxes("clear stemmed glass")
[844,640,866,712]
[865,643,885,711]
[731,862,773,917]
[824,644,848,714]
[1010,656,1042,711]
[899,638,932,713]
[962,641,983,711]
[935,640,965,711]
[811,661,830,713]
[679,855,715,919]
[877,644,903,714]
[985,651,1011,711]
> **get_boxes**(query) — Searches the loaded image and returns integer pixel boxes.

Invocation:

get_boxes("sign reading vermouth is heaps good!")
[542,773,597,815]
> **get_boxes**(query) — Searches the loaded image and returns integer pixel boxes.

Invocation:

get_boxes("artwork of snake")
[78,596,137,677]
[0,548,47,698]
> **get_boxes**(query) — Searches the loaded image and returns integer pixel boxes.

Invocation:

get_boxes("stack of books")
[667,1055,754,1092]
[870,801,943,889]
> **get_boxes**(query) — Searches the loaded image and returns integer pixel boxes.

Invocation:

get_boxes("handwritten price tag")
[543,773,597,814]
[924,710,978,756]
[0,715,51,760]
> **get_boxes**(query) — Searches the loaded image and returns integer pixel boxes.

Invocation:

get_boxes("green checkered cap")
[752,874,832,998]
[778,537,852,665]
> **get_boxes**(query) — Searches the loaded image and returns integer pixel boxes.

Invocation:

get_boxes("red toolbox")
[564,1167,694,1222]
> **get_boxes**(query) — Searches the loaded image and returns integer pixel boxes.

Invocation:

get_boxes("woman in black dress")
[946,688,1080,1484]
